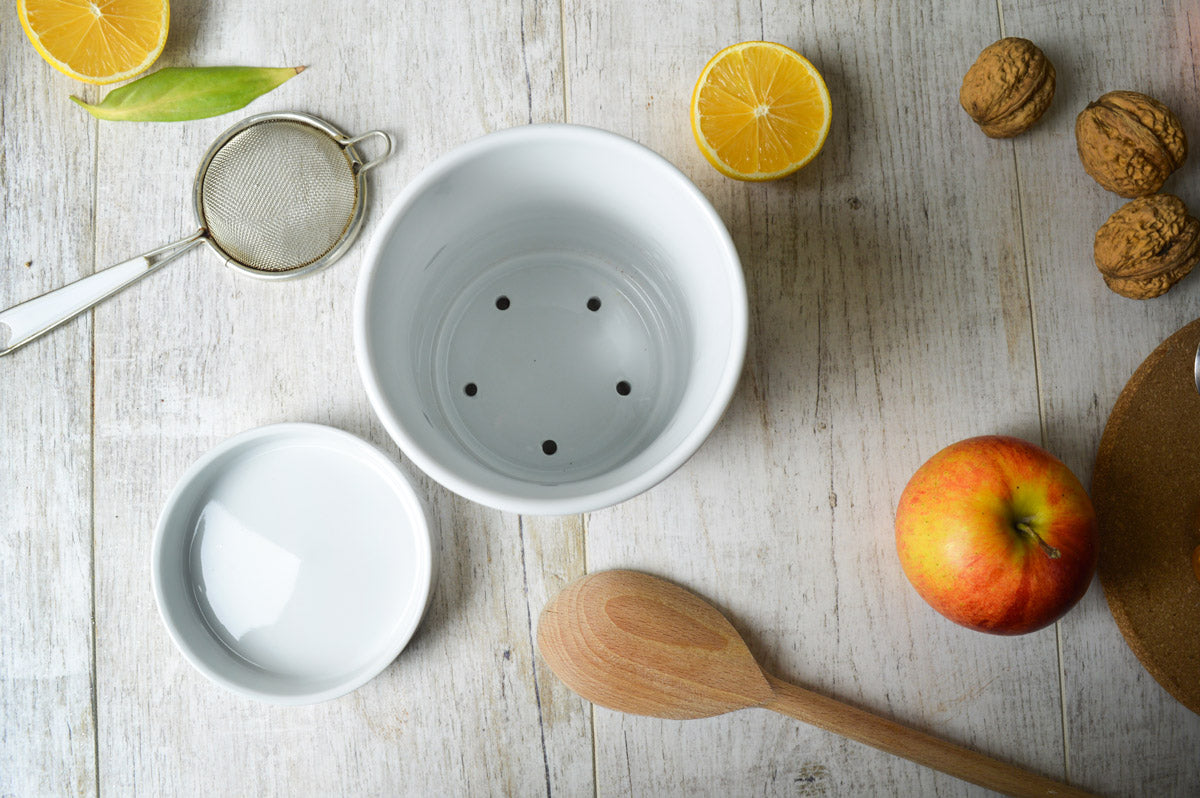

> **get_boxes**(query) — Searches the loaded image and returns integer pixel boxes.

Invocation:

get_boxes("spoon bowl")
[538,569,772,719]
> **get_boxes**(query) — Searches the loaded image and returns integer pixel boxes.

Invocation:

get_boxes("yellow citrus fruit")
[18,0,170,85]
[690,41,832,181]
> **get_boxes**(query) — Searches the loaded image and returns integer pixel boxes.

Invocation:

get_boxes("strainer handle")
[0,232,205,356]
[339,130,393,174]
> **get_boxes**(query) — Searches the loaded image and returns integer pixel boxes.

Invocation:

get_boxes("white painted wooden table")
[4,1,1199,795]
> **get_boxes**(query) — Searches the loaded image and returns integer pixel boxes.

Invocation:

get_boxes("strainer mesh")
[199,120,358,272]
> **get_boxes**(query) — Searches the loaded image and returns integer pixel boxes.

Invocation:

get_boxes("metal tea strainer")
[0,111,392,356]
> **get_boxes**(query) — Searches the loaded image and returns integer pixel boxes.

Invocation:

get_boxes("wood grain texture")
[0,19,98,798]
[1,0,1198,794]
[518,514,594,795]
[86,0,584,794]
[763,676,1093,798]
[1000,1,1200,793]
[567,0,1064,794]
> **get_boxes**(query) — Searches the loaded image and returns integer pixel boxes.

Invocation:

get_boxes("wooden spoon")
[537,570,1092,798]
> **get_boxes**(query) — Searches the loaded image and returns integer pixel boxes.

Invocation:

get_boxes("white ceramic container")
[355,124,747,515]
[151,423,435,704]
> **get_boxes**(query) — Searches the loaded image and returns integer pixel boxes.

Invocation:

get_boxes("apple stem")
[1016,522,1061,560]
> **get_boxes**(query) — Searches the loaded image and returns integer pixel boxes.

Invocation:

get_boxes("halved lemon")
[691,41,832,181]
[18,0,170,85]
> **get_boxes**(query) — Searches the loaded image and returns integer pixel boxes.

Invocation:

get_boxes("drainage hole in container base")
[587,297,601,311]
[496,296,510,310]
[542,440,558,455]
[616,380,631,396]
[464,383,478,397]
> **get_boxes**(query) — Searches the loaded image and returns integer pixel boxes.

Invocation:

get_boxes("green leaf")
[69,66,305,122]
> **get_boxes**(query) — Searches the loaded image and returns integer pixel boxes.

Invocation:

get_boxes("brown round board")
[1093,317,1200,716]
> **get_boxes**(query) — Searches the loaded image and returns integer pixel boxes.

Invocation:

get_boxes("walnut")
[959,38,1056,138]
[1075,91,1187,197]
[1094,194,1200,299]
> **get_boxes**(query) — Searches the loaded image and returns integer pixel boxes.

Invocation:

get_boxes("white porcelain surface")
[152,423,435,705]
[355,124,747,515]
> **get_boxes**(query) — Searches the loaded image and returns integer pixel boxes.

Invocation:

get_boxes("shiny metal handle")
[0,232,204,356]
[1194,339,1200,394]
[340,130,393,174]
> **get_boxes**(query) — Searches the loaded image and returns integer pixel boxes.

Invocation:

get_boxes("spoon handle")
[763,674,1094,798]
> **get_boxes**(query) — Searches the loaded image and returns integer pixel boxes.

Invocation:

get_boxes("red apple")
[895,435,1098,635]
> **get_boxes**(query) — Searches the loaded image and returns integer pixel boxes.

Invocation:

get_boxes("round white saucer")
[152,423,435,704]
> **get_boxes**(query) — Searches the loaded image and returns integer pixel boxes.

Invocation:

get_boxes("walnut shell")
[1076,91,1187,198]
[959,38,1056,138]
[1094,194,1200,299]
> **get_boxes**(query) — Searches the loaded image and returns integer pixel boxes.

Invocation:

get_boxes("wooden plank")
[521,515,594,794]
[89,0,590,793]
[0,22,99,798]
[1000,1,1200,793]
[563,0,1072,793]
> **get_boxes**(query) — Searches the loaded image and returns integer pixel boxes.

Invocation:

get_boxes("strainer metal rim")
[191,111,371,281]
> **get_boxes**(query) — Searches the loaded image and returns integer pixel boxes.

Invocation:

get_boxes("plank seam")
[1055,621,1071,783]
[586,513,596,798]
[88,109,101,798]
[517,516,555,797]
[558,0,569,123]
[519,0,533,124]
[1007,69,1066,790]
[557,3,591,793]
[584,511,596,798]
[995,0,1071,783]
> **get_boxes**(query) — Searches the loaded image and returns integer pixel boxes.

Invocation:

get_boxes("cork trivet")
[1093,317,1200,716]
